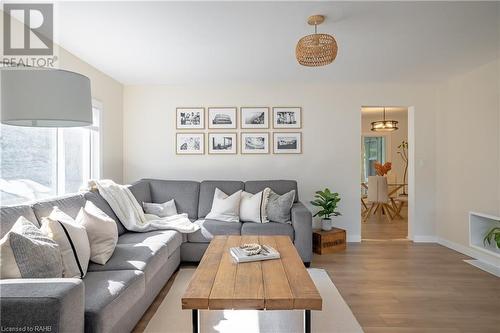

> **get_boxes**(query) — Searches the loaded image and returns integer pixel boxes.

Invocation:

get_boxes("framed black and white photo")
[208,133,237,154]
[273,132,302,154]
[241,107,269,129]
[208,107,237,129]
[241,132,270,154]
[273,107,302,129]
[176,133,205,155]
[176,107,205,129]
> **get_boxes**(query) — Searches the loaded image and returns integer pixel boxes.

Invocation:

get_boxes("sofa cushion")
[0,205,39,238]
[187,219,242,243]
[241,221,294,240]
[83,270,145,333]
[87,242,165,273]
[148,180,200,220]
[128,180,152,205]
[244,180,299,203]
[198,181,244,218]
[84,191,127,235]
[118,230,182,257]
[32,194,86,222]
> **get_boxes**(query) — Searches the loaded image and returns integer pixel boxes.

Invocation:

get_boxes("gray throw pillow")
[266,190,296,223]
[1,217,63,279]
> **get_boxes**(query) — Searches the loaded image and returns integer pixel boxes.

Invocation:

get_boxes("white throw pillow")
[240,188,271,223]
[41,207,91,279]
[76,201,118,265]
[143,199,178,217]
[205,188,242,222]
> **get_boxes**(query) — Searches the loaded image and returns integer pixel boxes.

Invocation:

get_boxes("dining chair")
[391,196,408,219]
[361,183,368,215]
[363,176,395,223]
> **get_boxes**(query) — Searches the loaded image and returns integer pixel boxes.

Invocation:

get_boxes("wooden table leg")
[304,309,311,333]
[192,309,199,333]
[390,198,404,219]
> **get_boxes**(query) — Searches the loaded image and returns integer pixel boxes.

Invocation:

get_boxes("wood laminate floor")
[312,242,500,333]
[362,206,408,240]
[134,242,500,333]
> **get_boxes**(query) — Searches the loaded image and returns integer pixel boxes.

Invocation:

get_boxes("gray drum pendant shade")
[1,68,92,127]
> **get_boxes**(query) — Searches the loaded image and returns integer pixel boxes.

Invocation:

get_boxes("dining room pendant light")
[296,15,338,67]
[1,67,92,127]
[371,107,399,132]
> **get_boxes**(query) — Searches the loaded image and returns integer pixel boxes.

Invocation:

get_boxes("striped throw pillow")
[41,207,90,278]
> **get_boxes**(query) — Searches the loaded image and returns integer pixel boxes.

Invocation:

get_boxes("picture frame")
[176,107,205,129]
[241,107,270,129]
[272,107,302,129]
[241,132,270,154]
[176,133,205,155]
[273,132,302,154]
[208,133,237,154]
[208,107,237,129]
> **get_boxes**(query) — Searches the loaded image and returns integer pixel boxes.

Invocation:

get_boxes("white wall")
[361,110,408,185]
[58,48,124,183]
[436,60,500,252]
[124,83,438,241]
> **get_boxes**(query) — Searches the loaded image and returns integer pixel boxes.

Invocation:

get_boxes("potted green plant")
[483,227,500,248]
[310,188,341,231]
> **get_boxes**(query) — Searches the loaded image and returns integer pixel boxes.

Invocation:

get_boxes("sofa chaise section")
[0,278,84,333]
[0,191,183,333]
[83,270,145,333]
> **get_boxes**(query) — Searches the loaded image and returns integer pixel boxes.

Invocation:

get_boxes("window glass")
[0,105,101,205]
[0,126,57,205]
[63,127,90,194]
[362,136,386,182]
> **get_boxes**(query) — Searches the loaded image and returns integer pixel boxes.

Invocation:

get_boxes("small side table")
[313,228,346,254]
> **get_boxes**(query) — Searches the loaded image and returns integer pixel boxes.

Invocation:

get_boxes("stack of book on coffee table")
[230,244,280,263]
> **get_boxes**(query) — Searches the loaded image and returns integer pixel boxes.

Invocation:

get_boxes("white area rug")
[145,268,363,333]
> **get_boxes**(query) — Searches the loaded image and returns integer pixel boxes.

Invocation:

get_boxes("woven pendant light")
[296,15,338,67]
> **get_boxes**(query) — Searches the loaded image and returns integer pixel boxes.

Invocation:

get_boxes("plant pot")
[321,218,333,231]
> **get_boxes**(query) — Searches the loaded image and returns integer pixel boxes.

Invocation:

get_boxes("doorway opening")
[360,106,410,240]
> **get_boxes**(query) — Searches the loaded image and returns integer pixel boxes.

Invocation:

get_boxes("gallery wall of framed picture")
[175,106,302,155]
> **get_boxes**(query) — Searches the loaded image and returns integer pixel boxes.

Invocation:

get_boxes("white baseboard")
[464,259,500,277]
[437,237,500,268]
[347,234,361,242]
[413,235,438,243]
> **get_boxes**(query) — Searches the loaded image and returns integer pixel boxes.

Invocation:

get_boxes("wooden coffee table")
[182,235,322,333]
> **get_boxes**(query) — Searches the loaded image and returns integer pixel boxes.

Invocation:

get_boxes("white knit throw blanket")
[88,180,199,233]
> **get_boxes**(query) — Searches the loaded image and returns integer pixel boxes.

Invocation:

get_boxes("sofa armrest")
[0,278,84,333]
[291,202,313,263]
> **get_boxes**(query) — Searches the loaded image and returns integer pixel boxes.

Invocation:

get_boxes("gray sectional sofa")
[0,179,312,333]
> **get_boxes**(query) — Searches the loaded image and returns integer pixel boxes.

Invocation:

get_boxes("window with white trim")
[0,104,101,205]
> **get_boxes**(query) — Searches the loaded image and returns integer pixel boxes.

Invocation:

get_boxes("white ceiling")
[54,1,500,85]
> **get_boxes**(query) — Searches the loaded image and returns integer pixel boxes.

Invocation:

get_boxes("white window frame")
[91,99,103,180]
[55,100,102,195]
